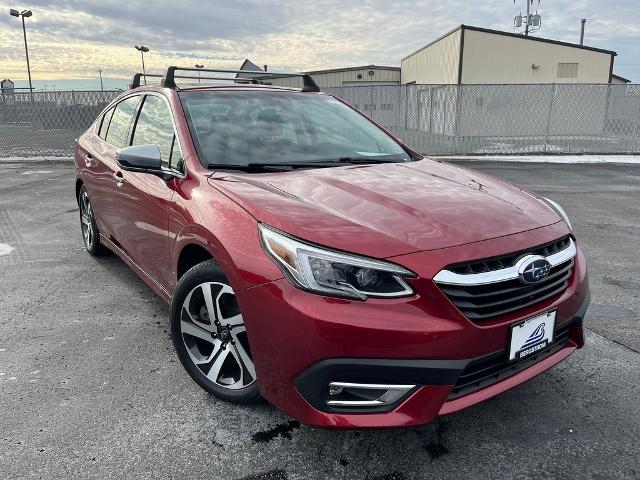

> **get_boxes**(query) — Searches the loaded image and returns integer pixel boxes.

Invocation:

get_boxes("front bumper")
[235,224,590,428]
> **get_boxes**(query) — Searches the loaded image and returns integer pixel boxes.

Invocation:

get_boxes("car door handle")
[112,172,125,184]
[84,154,93,167]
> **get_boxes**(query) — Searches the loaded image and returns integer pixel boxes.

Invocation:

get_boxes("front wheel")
[170,260,260,403]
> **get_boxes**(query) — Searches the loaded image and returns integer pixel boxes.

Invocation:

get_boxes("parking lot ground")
[1,160,639,480]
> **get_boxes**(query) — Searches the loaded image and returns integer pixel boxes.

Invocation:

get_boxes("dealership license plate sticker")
[509,310,556,360]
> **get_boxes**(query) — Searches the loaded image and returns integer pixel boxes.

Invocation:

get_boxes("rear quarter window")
[98,107,115,140]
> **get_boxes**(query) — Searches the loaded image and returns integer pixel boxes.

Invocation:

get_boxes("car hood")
[207,159,561,258]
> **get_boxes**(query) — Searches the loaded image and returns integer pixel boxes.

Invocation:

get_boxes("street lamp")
[134,45,149,83]
[9,8,33,99]
[195,64,203,84]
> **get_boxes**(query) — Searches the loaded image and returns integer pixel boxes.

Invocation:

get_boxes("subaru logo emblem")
[517,255,551,284]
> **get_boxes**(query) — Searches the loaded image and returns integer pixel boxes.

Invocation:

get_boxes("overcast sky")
[0,0,638,82]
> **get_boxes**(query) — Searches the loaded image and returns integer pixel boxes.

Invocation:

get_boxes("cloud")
[0,0,637,81]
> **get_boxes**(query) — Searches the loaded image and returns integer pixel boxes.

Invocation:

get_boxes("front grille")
[448,236,572,275]
[435,236,575,322]
[448,321,574,400]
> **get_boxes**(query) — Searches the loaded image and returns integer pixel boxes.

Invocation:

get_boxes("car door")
[115,93,184,288]
[87,96,141,242]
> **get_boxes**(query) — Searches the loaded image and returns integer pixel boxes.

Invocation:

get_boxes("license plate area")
[509,310,556,361]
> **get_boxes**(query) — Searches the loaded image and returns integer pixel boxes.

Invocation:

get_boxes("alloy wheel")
[79,190,94,249]
[180,282,256,390]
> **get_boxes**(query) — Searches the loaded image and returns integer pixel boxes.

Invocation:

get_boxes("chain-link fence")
[326,83,640,155]
[1,84,639,157]
[0,90,121,157]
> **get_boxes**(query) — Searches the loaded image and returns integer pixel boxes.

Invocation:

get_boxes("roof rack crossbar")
[161,66,320,92]
[170,75,264,83]
[130,73,164,89]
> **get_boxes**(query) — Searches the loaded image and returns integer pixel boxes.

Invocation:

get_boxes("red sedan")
[74,67,589,428]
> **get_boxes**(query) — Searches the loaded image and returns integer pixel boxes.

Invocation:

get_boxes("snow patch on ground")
[0,243,15,256]
[432,155,640,164]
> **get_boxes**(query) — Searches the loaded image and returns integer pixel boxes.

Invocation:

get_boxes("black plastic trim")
[294,358,468,414]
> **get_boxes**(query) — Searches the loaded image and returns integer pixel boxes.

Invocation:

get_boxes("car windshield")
[179,90,410,168]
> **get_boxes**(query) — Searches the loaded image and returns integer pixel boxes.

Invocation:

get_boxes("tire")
[78,185,109,256]
[171,260,260,403]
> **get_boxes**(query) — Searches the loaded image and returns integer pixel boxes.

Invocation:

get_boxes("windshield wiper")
[207,162,345,172]
[335,156,410,164]
[207,157,414,172]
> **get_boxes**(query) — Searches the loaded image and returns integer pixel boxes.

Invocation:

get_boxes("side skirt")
[100,233,172,304]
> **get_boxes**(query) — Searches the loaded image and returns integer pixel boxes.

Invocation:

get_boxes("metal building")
[401,25,619,85]
[264,65,400,89]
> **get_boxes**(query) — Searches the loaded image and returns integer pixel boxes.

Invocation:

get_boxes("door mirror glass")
[116,144,162,172]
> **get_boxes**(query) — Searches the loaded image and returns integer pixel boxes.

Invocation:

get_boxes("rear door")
[116,93,184,288]
[83,96,140,240]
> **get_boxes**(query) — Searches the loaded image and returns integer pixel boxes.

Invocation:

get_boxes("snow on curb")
[431,155,640,164]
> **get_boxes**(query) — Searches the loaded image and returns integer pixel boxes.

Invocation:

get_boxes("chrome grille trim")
[433,238,576,286]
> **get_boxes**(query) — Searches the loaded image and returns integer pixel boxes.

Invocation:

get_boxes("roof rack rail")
[160,66,320,92]
[130,73,163,89]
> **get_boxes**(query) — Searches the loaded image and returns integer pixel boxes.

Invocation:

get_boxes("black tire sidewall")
[170,259,260,403]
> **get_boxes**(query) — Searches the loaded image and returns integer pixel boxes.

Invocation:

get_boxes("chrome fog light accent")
[325,381,416,407]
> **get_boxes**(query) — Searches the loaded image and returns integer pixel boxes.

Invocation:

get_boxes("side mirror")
[116,144,162,173]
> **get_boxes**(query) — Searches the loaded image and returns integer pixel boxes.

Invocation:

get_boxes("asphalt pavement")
[0,159,638,480]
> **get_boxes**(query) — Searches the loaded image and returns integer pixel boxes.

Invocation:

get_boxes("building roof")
[303,65,400,75]
[236,59,265,78]
[611,73,631,83]
[402,24,617,61]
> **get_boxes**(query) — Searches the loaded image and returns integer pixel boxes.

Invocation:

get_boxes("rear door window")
[105,96,140,149]
[131,94,182,170]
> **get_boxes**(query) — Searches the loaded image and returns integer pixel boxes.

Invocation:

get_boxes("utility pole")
[98,68,104,91]
[580,19,586,45]
[525,0,530,36]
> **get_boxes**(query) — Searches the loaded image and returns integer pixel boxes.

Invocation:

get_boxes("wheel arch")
[171,220,282,296]
[176,243,215,280]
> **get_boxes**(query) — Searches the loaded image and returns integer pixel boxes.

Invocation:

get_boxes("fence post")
[370,84,374,122]
[603,84,612,153]
[454,84,463,154]
[544,84,556,153]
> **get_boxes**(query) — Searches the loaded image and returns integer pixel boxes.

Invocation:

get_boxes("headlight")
[259,224,415,300]
[543,197,572,231]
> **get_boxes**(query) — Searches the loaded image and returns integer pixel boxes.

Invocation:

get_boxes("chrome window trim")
[433,238,576,286]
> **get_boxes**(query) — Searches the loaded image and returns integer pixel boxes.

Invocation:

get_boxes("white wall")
[460,29,613,84]
[401,29,462,84]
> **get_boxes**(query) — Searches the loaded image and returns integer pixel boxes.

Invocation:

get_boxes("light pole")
[98,68,104,91]
[134,45,149,83]
[9,8,33,99]
[195,64,203,84]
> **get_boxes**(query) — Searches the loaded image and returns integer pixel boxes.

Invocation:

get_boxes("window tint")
[105,96,140,148]
[131,95,181,169]
[98,107,114,140]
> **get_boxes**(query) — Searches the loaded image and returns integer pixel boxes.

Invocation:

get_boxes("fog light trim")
[325,381,416,407]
